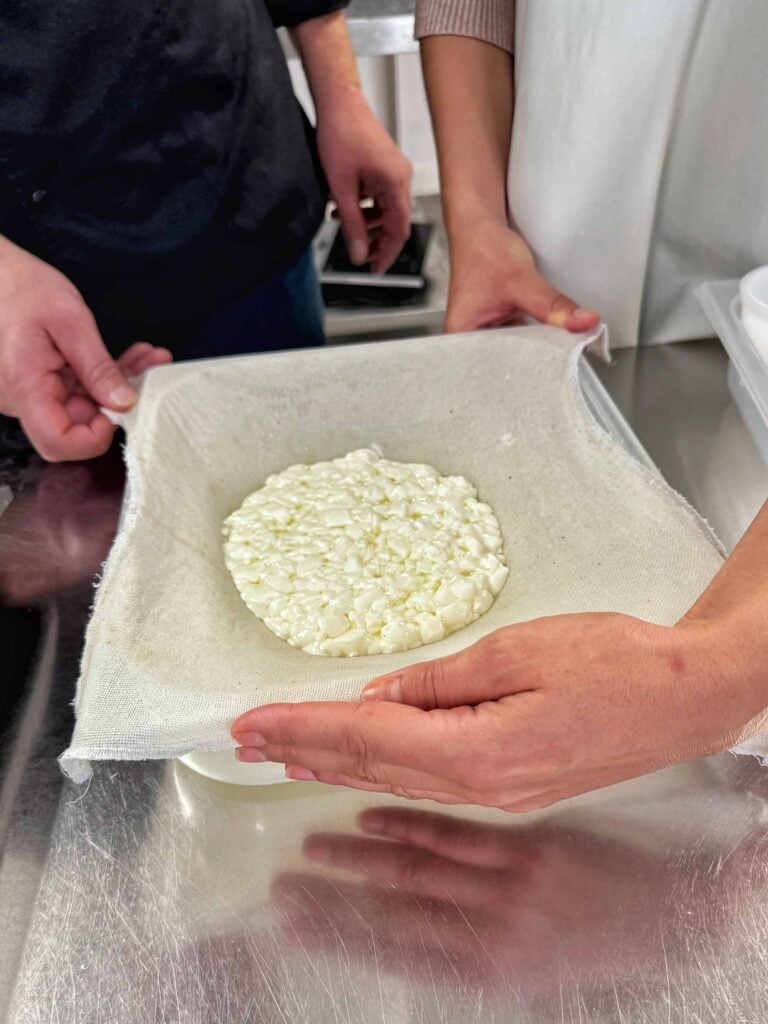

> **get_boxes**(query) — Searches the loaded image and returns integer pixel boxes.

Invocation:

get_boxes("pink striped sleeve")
[415,0,515,54]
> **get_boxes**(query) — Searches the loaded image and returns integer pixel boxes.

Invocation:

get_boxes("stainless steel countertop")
[590,340,767,552]
[2,339,768,1023]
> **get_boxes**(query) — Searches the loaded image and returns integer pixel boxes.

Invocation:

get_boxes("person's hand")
[272,807,685,993]
[0,236,171,461]
[232,612,765,810]
[315,95,413,274]
[444,213,600,334]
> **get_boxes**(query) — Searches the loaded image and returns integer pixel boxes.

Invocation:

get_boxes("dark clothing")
[0,0,345,349]
[174,245,324,358]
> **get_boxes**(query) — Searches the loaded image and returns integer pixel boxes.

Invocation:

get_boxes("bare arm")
[421,36,513,244]
[290,12,412,273]
[420,35,599,333]
[680,501,768,708]
[290,10,360,113]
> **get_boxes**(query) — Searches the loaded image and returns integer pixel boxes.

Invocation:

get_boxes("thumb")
[53,302,137,411]
[361,632,517,710]
[332,178,369,267]
[515,266,600,333]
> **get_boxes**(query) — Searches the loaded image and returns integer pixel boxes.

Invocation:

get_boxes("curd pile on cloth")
[223,448,508,657]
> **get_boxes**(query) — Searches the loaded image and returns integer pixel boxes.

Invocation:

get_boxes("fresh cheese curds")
[223,448,508,657]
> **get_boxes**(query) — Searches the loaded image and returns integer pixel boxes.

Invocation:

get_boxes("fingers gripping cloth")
[60,326,726,782]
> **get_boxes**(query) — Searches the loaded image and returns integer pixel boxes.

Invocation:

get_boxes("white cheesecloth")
[60,326,728,781]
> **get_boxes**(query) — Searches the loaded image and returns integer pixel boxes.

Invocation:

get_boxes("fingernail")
[574,307,599,319]
[236,748,267,762]
[286,766,316,782]
[547,310,568,328]
[109,384,138,408]
[232,731,266,746]
[361,674,402,702]
[350,240,368,265]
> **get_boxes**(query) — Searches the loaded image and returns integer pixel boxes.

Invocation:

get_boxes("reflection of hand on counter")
[0,457,124,604]
[272,806,699,995]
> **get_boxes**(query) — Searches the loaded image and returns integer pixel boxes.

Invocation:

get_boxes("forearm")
[290,10,362,117]
[680,501,768,731]
[420,35,514,240]
[683,501,768,624]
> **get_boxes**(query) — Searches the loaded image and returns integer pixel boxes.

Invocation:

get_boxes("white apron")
[510,0,768,348]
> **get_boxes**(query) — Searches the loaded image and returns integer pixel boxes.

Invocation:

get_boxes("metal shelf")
[282,0,417,60]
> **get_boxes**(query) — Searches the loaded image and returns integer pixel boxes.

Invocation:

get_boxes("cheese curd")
[223,448,508,657]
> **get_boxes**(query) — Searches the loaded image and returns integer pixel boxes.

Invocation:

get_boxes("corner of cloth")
[58,751,93,784]
[730,736,768,768]
[580,322,610,362]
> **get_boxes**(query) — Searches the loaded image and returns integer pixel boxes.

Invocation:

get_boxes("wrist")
[675,613,768,739]
[443,193,508,247]
[313,81,366,124]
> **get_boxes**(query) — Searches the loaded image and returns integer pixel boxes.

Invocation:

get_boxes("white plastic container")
[739,266,768,362]
[177,748,292,785]
[696,279,768,467]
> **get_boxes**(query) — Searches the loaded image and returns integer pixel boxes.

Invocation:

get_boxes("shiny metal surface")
[590,340,768,551]
[282,0,417,61]
[344,0,417,58]
[9,757,768,1023]
[3,340,768,1023]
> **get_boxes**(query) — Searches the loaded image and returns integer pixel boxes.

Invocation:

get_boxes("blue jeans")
[175,247,325,360]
